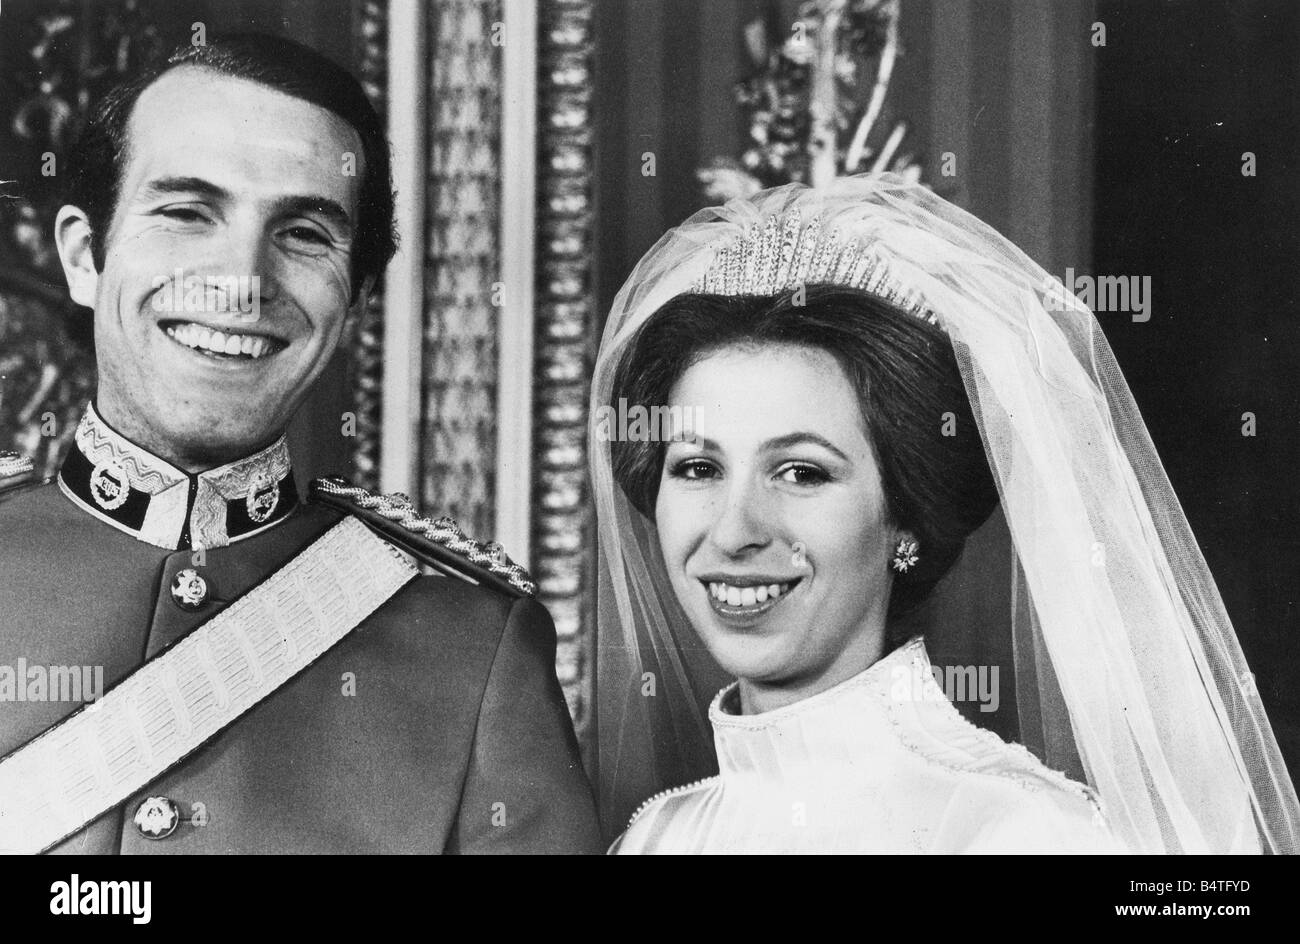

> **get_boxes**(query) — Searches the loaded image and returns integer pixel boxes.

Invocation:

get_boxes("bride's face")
[655,342,903,711]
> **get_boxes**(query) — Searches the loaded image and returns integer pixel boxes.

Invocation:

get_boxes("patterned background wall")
[0,0,163,475]
[420,0,502,541]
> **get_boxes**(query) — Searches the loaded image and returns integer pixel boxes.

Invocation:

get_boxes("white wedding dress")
[611,638,1127,854]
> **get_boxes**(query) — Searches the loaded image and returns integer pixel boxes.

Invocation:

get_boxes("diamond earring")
[891,538,920,573]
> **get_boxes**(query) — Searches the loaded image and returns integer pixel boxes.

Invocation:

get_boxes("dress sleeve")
[963,787,1129,854]
[450,595,604,854]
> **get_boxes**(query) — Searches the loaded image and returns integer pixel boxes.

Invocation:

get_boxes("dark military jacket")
[0,407,601,854]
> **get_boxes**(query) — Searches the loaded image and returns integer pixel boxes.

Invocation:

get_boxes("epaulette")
[0,451,39,504]
[308,476,537,599]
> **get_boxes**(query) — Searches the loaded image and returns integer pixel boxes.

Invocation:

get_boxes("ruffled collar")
[708,636,952,779]
[57,402,297,551]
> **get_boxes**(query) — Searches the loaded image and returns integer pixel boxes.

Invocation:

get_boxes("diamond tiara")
[690,209,940,326]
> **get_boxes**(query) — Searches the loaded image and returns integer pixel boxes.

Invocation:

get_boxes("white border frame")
[380,0,427,496]
[495,0,538,566]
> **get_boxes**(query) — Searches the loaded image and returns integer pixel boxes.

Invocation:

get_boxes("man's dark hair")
[64,33,396,300]
[609,285,1000,621]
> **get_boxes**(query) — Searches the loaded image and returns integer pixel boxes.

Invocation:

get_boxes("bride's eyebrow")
[761,432,850,462]
[668,435,717,451]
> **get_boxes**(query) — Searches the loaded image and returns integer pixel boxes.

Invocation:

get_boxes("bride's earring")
[891,538,920,573]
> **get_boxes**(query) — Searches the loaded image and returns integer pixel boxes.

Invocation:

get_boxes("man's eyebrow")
[138,176,230,201]
[269,195,354,234]
[136,179,353,233]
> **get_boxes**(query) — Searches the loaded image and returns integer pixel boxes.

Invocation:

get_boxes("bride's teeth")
[207,330,227,352]
[709,579,797,607]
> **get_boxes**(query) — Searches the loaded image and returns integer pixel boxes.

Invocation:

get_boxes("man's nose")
[706,479,773,558]
[217,221,278,305]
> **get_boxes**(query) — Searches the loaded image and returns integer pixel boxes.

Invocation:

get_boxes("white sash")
[0,516,416,853]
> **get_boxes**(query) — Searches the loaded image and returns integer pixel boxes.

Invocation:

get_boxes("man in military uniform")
[0,35,602,853]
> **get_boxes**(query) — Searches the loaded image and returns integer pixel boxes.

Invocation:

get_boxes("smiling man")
[0,35,600,854]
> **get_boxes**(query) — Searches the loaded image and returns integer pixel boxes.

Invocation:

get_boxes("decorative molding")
[698,0,917,201]
[534,0,596,738]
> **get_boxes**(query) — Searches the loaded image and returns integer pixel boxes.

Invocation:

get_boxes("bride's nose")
[705,477,773,557]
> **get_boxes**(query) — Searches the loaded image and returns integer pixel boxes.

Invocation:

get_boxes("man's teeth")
[165,323,275,359]
[708,581,792,607]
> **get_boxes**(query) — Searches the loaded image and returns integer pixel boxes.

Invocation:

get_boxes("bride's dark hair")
[609,284,999,617]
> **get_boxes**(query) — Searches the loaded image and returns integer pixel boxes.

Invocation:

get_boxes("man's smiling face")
[74,66,365,469]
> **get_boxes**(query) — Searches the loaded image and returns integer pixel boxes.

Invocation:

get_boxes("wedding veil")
[589,173,1300,853]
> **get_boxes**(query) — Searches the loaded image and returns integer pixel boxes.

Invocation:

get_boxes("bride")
[590,174,1300,854]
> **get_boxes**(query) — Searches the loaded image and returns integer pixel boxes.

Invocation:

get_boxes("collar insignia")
[58,403,297,550]
[89,458,131,510]
[246,470,280,525]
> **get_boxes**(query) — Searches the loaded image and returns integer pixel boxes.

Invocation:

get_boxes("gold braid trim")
[310,477,537,598]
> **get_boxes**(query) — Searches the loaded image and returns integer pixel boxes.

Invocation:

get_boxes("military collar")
[57,403,298,550]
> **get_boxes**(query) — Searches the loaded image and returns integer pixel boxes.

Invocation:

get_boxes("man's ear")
[54,205,99,309]
[349,274,376,318]
[339,274,376,349]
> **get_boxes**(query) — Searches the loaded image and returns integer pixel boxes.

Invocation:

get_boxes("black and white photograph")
[0,0,1296,897]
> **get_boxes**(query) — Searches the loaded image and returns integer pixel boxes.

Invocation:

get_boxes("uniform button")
[133,796,181,839]
[171,568,209,610]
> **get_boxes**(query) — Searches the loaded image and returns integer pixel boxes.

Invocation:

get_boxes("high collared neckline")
[57,402,298,551]
[706,636,953,779]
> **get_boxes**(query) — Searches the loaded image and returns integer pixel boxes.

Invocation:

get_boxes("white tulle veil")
[590,173,1300,853]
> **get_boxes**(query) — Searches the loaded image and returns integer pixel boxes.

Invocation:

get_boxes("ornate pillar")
[419,0,503,539]
[534,0,596,739]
